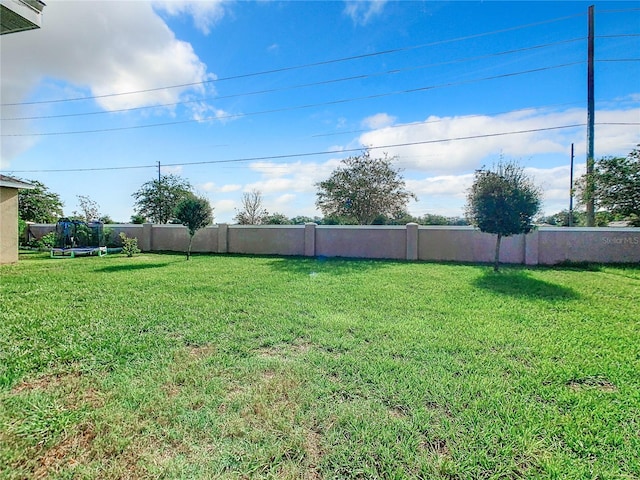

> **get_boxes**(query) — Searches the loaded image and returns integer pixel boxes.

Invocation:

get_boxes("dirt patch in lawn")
[566,376,618,393]
[33,423,96,479]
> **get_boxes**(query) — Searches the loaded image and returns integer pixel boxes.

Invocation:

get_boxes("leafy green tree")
[234,189,268,225]
[18,180,64,223]
[290,216,318,225]
[174,195,213,260]
[316,151,417,225]
[465,161,541,272]
[132,174,193,224]
[263,212,292,224]
[537,210,588,227]
[576,146,640,226]
[130,214,147,224]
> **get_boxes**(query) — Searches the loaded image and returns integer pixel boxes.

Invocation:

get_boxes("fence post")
[406,223,419,261]
[218,223,228,253]
[140,223,152,252]
[304,223,316,257]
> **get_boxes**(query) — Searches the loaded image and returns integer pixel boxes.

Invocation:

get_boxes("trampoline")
[50,218,107,258]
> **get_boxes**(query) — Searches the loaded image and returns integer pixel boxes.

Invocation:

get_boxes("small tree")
[234,189,268,225]
[575,146,640,226]
[316,150,417,225]
[132,174,193,224]
[18,180,64,223]
[466,161,541,272]
[174,195,213,260]
[73,195,100,222]
[119,232,141,257]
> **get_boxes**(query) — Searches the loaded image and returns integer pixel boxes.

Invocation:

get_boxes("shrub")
[36,232,57,250]
[18,218,27,245]
[119,232,141,257]
[103,227,116,247]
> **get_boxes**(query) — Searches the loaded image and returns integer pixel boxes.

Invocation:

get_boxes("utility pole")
[586,5,595,226]
[157,161,161,182]
[569,143,574,227]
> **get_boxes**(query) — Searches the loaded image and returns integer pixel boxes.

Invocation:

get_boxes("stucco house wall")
[0,176,34,264]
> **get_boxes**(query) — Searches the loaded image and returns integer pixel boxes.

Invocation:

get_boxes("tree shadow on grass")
[473,269,580,301]
[94,262,173,273]
[265,255,399,276]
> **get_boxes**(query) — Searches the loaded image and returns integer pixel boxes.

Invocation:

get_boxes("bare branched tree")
[234,189,268,225]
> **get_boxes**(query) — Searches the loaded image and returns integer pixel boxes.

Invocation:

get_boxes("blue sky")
[1,0,639,223]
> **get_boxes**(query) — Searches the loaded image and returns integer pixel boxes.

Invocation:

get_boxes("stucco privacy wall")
[416,226,528,264]
[0,188,19,264]
[147,224,219,253]
[537,228,640,264]
[228,225,305,256]
[26,223,640,265]
[316,225,408,260]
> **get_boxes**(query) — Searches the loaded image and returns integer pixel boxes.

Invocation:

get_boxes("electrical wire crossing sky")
[1,1,638,223]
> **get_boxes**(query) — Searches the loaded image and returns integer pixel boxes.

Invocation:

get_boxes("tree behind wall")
[132,174,193,224]
[575,146,640,226]
[18,180,64,223]
[174,195,213,260]
[315,151,417,225]
[73,195,100,222]
[465,161,541,272]
[234,189,268,225]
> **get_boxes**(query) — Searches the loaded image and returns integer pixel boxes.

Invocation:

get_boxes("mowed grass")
[1,253,638,479]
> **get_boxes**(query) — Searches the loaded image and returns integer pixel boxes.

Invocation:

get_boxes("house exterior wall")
[24,223,640,265]
[0,187,19,264]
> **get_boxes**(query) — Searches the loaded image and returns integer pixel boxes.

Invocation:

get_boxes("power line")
[3,38,587,121]
[0,123,597,174]
[1,62,585,137]
[312,101,586,138]
[6,122,636,175]
[0,12,586,107]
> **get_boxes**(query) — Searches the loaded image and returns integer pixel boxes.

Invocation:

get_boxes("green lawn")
[1,253,638,479]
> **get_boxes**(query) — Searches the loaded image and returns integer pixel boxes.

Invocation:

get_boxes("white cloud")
[220,184,243,193]
[406,174,474,198]
[343,0,388,25]
[357,107,640,173]
[153,0,228,35]
[213,199,237,219]
[0,1,216,166]
[362,113,396,129]
[198,181,216,192]
[161,165,184,175]
[197,182,242,193]
[274,194,296,207]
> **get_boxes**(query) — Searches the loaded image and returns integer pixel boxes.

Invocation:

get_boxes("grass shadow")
[473,269,580,300]
[265,255,401,276]
[95,262,173,273]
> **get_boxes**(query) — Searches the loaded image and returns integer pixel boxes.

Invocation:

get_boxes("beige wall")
[316,225,407,259]
[25,223,640,265]
[417,226,526,263]
[228,225,304,256]
[538,228,640,264]
[0,187,19,265]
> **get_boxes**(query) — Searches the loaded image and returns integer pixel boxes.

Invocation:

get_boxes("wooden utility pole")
[157,161,161,182]
[586,5,595,226]
[569,143,575,227]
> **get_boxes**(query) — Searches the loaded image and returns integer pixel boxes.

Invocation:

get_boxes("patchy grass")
[1,253,638,479]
